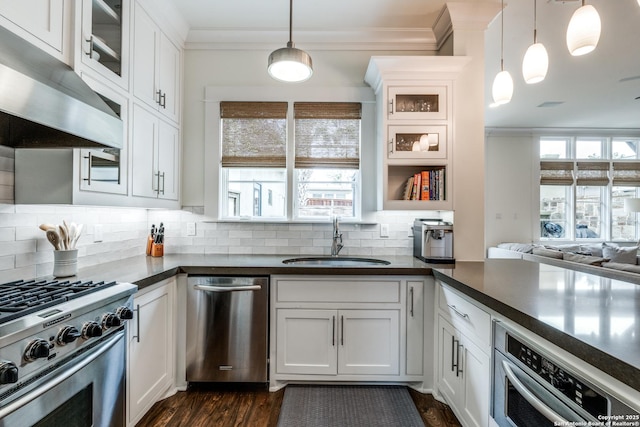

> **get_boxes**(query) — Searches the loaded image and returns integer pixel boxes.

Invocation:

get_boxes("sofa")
[488,242,640,285]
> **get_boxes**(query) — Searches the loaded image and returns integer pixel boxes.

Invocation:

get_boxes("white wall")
[485,132,536,247]
[181,48,424,207]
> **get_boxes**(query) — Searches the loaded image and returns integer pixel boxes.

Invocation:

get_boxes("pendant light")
[492,0,513,105]
[267,0,313,83]
[522,0,548,84]
[566,0,601,56]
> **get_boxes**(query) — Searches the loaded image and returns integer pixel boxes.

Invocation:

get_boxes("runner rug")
[276,385,424,427]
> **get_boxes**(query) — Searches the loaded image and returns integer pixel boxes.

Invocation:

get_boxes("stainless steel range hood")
[0,25,122,149]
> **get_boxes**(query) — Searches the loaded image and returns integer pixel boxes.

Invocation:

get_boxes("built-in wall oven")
[0,279,136,427]
[493,321,639,427]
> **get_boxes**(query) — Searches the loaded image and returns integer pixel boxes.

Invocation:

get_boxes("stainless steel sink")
[282,256,391,266]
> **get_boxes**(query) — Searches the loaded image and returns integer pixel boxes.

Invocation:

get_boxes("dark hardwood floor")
[136,384,462,427]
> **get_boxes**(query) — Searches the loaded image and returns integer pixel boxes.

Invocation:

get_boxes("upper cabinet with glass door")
[388,86,447,121]
[77,0,130,90]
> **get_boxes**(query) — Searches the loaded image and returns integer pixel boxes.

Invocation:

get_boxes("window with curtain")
[539,136,640,241]
[219,101,362,220]
[294,102,361,219]
[220,101,288,219]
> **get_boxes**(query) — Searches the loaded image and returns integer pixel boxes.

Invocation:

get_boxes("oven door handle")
[0,331,123,420]
[194,284,261,292]
[501,360,570,425]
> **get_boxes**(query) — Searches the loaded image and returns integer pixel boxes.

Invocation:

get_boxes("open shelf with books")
[386,164,451,210]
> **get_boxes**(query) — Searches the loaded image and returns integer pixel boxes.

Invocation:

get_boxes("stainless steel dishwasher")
[186,276,269,383]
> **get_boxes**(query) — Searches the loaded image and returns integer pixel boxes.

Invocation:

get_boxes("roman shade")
[576,161,610,185]
[220,101,288,167]
[294,102,361,169]
[540,161,574,185]
[612,162,640,186]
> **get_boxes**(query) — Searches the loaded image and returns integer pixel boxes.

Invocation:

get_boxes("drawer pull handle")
[448,304,469,320]
[409,286,414,317]
[456,342,463,377]
[332,316,336,346]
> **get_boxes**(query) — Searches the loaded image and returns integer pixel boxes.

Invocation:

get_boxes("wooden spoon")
[39,223,56,232]
[58,225,68,250]
[71,224,83,249]
[46,229,61,251]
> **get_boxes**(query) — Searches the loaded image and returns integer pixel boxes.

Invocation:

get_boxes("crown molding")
[184,28,440,51]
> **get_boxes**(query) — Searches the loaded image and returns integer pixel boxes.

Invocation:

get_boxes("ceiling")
[167,0,640,130]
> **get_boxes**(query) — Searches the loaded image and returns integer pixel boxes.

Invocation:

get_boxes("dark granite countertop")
[69,254,639,391]
[432,259,640,391]
[71,254,434,289]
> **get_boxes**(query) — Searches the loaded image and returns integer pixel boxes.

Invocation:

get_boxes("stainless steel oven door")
[0,331,125,427]
[493,350,589,427]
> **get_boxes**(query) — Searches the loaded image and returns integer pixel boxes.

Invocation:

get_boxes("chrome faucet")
[331,216,344,256]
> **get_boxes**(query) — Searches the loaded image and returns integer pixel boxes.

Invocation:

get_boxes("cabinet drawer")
[438,284,490,347]
[276,279,401,304]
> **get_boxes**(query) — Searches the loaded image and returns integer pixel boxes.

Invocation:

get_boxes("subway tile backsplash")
[0,203,439,280]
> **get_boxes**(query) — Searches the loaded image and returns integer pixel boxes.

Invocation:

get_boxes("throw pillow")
[601,243,638,264]
[602,262,640,274]
[563,253,608,266]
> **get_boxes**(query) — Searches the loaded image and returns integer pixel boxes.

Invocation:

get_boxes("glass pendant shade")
[268,43,313,82]
[492,70,513,105]
[522,42,549,84]
[566,4,601,56]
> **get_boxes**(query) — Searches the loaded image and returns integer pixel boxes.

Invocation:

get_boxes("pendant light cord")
[500,0,504,71]
[288,0,293,46]
[533,0,538,43]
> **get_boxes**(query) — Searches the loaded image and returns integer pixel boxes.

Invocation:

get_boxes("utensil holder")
[53,249,78,278]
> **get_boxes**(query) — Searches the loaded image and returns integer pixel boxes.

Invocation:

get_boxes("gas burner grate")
[0,279,116,324]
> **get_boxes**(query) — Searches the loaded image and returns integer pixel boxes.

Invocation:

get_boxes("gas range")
[0,278,137,399]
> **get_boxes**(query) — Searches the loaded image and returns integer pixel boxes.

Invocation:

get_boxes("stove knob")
[115,306,134,320]
[56,326,81,345]
[24,338,51,362]
[101,313,121,329]
[81,321,103,339]
[0,361,18,384]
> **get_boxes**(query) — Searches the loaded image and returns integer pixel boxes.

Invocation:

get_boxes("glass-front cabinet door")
[388,125,447,159]
[79,0,130,89]
[79,74,128,195]
[387,86,447,121]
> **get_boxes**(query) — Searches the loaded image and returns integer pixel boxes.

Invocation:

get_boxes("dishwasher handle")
[194,284,262,293]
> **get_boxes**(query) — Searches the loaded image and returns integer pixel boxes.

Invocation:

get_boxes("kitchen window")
[294,102,361,219]
[539,136,640,241]
[219,100,362,221]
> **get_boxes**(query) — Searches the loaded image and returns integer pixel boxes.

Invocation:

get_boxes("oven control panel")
[0,293,134,395]
[507,333,608,419]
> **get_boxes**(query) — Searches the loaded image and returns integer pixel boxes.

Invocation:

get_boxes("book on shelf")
[402,176,414,200]
[402,168,446,201]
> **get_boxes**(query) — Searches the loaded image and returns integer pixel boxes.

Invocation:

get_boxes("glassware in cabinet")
[388,86,447,121]
[388,125,447,159]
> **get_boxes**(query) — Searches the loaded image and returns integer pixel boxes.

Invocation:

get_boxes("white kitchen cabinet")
[364,56,469,210]
[132,2,180,123]
[0,0,68,62]
[276,308,400,376]
[435,282,491,427]
[437,316,490,427]
[127,277,176,427]
[76,0,130,90]
[270,275,429,390]
[131,103,180,203]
